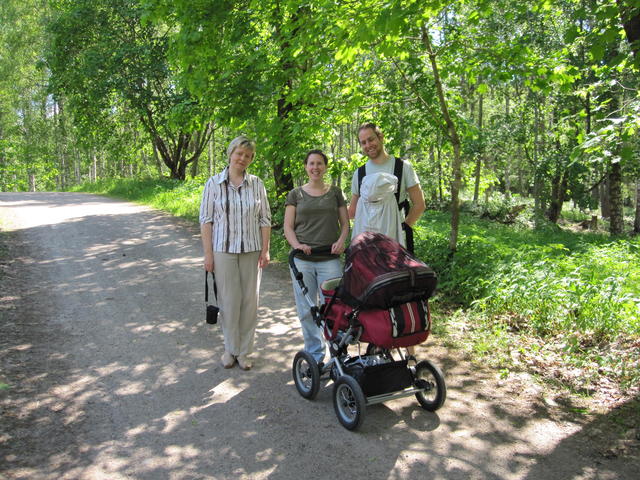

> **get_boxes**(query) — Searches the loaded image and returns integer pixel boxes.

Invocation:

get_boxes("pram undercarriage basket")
[288,235,446,430]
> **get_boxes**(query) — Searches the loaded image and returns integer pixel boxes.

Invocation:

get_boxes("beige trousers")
[213,251,261,357]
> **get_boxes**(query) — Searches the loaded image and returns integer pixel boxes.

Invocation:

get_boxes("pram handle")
[288,246,335,326]
[288,245,334,287]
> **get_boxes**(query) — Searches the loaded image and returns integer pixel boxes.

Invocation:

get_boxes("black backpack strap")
[402,222,414,255]
[394,156,410,215]
[357,164,366,195]
[393,156,403,205]
[394,156,415,254]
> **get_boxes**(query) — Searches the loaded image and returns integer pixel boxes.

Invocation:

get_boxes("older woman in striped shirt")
[199,135,271,371]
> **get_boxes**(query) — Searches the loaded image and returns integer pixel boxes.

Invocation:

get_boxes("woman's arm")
[284,204,311,255]
[201,222,214,272]
[258,225,271,268]
[332,205,349,255]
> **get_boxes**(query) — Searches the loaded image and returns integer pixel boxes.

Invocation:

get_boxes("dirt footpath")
[0,192,638,480]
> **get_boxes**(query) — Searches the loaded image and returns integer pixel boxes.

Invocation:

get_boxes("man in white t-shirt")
[348,123,426,252]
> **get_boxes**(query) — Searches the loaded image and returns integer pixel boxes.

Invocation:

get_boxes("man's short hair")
[357,122,383,139]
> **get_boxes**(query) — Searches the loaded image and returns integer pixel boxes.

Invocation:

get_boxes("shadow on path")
[0,192,638,479]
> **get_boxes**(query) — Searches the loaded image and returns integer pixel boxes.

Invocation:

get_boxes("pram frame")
[289,246,446,430]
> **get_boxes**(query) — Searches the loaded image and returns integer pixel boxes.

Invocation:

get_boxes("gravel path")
[0,192,637,480]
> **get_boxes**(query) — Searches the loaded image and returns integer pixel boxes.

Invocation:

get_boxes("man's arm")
[404,184,426,227]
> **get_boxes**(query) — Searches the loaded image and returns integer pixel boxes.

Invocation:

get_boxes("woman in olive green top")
[284,149,349,363]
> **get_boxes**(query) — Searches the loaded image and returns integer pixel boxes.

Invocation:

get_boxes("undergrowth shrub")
[471,240,640,340]
[460,194,530,224]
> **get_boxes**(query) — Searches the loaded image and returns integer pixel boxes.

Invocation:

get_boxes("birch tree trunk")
[422,26,462,252]
[473,93,483,204]
[634,179,640,234]
[609,161,624,234]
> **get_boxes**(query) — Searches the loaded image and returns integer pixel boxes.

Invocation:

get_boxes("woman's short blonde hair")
[226,135,256,161]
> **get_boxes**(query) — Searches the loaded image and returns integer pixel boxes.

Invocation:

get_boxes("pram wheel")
[333,375,366,430]
[292,351,320,400]
[414,360,446,411]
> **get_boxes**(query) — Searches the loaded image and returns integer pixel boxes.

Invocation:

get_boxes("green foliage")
[417,210,640,342]
[460,194,529,224]
[46,0,212,180]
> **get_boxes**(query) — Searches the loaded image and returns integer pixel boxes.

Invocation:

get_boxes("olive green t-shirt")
[285,185,346,261]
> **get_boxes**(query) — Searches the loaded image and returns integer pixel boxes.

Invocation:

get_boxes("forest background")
[1,0,639,405]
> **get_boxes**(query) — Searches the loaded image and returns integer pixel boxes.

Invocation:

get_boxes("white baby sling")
[352,172,405,247]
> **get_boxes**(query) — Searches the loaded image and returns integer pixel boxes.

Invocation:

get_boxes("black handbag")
[205,271,220,325]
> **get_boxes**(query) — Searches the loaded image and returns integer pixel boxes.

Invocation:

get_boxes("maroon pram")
[290,232,446,430]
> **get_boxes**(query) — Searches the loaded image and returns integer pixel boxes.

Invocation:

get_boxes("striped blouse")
[199,167,272,253]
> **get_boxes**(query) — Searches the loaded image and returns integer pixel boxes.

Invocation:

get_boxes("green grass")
[415,210,639,394]
[69,176,293,261]
[71,177,204,221]
[69,177,640,396]
[415,212,639,339]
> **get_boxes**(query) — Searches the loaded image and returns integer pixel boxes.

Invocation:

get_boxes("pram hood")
[338,232,437,310]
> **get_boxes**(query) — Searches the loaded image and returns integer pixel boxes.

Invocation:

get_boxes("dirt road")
[0,192,637,480]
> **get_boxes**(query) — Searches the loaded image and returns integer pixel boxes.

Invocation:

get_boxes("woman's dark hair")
[304,149,329,165]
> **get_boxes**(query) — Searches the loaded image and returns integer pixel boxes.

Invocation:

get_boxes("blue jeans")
[290,257,342,363]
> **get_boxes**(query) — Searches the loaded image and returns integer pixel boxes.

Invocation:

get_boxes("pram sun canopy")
[338,232,437,310]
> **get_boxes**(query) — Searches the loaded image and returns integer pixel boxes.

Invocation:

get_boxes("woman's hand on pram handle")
[289,245,334,261]
[288,245,336,279]
[293,243,312,256]
[289,245,335,295]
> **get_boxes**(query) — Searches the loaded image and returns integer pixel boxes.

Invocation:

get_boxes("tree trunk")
[209,127,215,177]
[74,148,81,183]
[609,161,624,234]
[634,179,640,234]
[422,26,462,252]
[428,144,437,202]
[617,0,640,59]
[547,172,568,223]
[600,177,611,218]
[532,100,545,226]
[473,93,483,204]
[504,92,511,200]
[91,150,97,182]
[142,110,211,180]
[152,141,163,176]
[190,140,199,178]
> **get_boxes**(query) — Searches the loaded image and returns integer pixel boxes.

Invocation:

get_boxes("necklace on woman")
[228,168,245,188]
[303,180,329,196]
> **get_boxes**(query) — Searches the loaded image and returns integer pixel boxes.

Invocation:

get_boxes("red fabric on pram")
[320,285,431,348]
[339,232,437,310]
